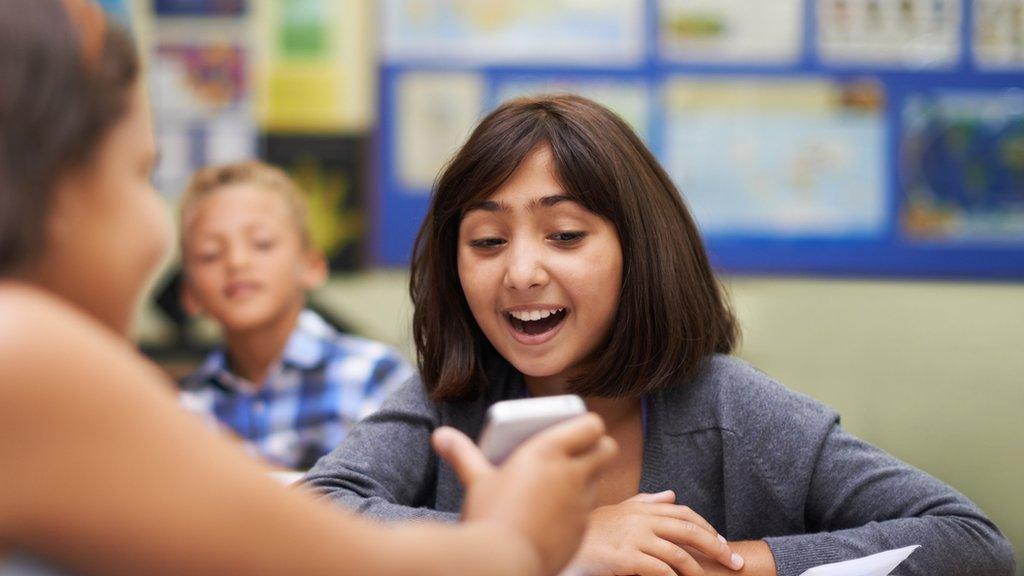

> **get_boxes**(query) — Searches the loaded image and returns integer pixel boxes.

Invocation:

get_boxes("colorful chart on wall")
[147,15,256,198]
[659,0,804,64]
[972,0,1024,69]
[255,0,374,132]
[381,0,645,65]
[664,78,887,237]
[394,72,485,191]
[900,90,1024,242]
[494,78,653,142]
[377,0,1024,278]
[816,0,962,68]
[264,135,366,271]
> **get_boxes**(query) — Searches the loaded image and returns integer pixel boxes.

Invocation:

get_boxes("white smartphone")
[478,395,587,464]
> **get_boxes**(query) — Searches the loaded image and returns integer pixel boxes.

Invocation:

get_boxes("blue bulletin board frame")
[375,0,1024,280]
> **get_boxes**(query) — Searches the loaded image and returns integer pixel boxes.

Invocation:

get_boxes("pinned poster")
[148,40,255,196]
[395,72,484,191]
[254,0,375,132]
[816,0,961,68]
[663,77,887,237]
[382,0,644,66]
[659,0,803,65]
[151,42,248,116]
[973,0,1024,69]
[264,134,367,271]
[900,90,1024,243]
[495,77,652,142]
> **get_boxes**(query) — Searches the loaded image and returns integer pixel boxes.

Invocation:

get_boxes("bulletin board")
[375,0,1024,280]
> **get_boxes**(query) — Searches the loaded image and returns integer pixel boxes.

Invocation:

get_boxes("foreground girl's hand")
[570,491,744,576]
[432,414,618,576]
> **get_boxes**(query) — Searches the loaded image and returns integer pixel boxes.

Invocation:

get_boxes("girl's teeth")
[510,308,563,322]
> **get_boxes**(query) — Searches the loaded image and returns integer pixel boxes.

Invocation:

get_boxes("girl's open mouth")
[506,308,568,339]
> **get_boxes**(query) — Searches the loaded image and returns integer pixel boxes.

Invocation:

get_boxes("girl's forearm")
[386,521,543,576]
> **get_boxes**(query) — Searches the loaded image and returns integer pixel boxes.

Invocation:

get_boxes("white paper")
[798,545,920,576]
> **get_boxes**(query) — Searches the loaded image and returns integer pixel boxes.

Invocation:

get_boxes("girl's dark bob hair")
[411,94,738,401]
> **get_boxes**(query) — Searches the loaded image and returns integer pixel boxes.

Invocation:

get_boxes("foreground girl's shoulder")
[0,282,159,390]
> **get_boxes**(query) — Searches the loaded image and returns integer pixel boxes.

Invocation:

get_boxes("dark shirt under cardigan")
[303,355,1016,576]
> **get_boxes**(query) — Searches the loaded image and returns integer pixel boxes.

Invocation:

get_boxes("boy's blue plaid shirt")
[179,310,414,470]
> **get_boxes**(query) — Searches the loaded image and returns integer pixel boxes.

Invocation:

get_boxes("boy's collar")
[191,310,334,391]
[278,309,334,370]
[191,349,250,393]
[194,348,228,380]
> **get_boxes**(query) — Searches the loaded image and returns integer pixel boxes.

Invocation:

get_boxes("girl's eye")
[469,237,505,249]
[549,231,586,245]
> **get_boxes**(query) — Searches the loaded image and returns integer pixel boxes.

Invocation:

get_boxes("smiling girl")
[304,95,1015,576]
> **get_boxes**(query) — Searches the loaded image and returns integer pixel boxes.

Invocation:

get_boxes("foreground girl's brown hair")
[411,94,738,401]
[0,0,137,275]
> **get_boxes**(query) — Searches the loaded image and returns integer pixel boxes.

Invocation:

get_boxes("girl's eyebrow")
[465,194,575,214]
[533,194,574,210]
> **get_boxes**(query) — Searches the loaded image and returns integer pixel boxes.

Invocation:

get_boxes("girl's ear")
[299,249,328,290]
[180,280,203,316]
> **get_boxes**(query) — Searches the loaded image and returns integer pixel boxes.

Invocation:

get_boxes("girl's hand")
[569,491,744,576]
[432,414,618,576]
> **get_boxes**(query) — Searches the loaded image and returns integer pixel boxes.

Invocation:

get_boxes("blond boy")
[178,161,412,470]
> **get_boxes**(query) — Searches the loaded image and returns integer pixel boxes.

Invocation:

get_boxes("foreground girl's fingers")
[526,413,606,456]
[432,426,492,486]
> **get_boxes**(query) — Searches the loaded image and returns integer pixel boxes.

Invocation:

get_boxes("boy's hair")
[179,160,312,254]
[0,0,138,275]
[411,94,739,402]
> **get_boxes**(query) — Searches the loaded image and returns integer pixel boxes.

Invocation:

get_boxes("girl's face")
[29,81,170,334]
[457,146,623,394]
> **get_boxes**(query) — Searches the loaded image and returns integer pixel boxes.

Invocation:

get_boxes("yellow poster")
[254,0,374,132]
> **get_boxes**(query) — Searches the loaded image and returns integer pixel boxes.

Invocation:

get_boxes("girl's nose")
[503,242,549,291]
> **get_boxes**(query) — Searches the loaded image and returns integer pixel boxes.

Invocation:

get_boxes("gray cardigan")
[303,355,1015,576]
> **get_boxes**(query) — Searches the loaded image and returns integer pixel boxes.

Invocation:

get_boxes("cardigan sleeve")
[764,419,1016,576]
[300,376,460,524]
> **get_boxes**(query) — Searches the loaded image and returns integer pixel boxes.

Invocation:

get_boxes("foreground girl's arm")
[0,286,615,576]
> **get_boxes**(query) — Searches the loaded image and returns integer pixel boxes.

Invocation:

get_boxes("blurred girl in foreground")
[0,1,615,575]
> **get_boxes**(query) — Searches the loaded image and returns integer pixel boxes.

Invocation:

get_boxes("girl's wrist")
[389,521,543,576]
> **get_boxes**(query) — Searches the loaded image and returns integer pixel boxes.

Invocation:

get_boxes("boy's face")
[182,184,325,334]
